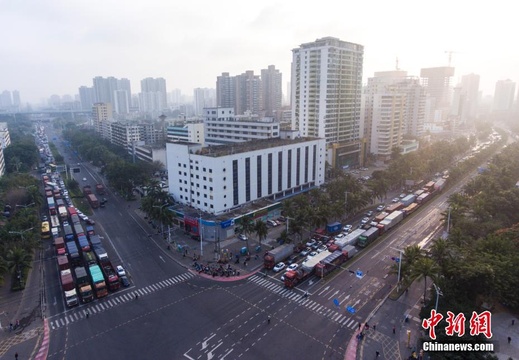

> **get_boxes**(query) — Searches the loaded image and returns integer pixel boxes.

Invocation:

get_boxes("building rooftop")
[183,137,320,157]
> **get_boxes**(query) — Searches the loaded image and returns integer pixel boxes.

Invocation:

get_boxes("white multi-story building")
[167,122,205,144]
[420,67,455,123]
[204,107,280,145]
[363,71,425,159]
[261,65,283,119]
[111,122,141,149]
[0,122,12,148]
[291,37,363,168]
[166,137,326,215]
[193,88,216,117]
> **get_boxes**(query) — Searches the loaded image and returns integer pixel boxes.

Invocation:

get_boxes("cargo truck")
[57,254,70,271]
[93,245,109,263]
[357,227,380,248]
[100,259,120,291]
[60,269,78,307]
[284,251,332,288]
[434,178,446,192]
[58,206,68,220]
[374,212,389,223]
[315,247,357,278]
[74,266,94,303]
[63,224,74,241]
[385,202,403,213]
[82,250,97,266]
[400,194,417,207]
[89,234,101,248]
[73,223,84,237]
[264,244,294,270]
[334,228,365,249]
[83,185,92,195]
[326,222,342,235]
[77,234,90,252]
[377,210,404,233]
[70,214,80,224]
[416,192,431,204]
[66,241,81,266]
[54,237,66,255]
[95,183,105,195]
[89,264,108,298]
[402,203,419,217]
[87,194,99,209]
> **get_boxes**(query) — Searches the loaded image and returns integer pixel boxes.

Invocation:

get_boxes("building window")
[268,153,272,195]
[313,145,317,180]
[278,151,282,192]
[257,155,262,198]
[287,149,292,188]
[233,160,238,206]
[296,148,301,186]
[305,146,309,183]
[245,157,251,202]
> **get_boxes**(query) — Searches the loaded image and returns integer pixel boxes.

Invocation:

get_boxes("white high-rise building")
[114,90,130,115]
[92,103,114,139]
[139,77,168,114]
[193,88,216,117]
[493,79,516,112]
[291,37,363,168]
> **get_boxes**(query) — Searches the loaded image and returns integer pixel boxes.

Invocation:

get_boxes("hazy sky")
[1,0,517,104]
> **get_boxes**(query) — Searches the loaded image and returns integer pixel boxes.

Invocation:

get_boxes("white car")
[273,262,286,273]
[307,251,318,258]
[287,263,299,271]
[116,265,126,277]
[82,177,87,181]
[361,217,370,224]
[343,224,353,233]
[392,197,400,203]
[376,204,385,212]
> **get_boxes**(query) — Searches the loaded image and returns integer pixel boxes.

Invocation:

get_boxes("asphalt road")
[40,124,490,360]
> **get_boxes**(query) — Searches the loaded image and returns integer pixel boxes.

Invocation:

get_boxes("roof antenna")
[395,57,400,71]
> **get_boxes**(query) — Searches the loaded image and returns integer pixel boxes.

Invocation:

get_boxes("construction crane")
[444,50,458,67]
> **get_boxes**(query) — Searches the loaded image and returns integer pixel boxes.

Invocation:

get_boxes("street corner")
[189,265,263,282]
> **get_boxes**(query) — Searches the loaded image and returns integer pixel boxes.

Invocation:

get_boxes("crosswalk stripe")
[346,319,355,328]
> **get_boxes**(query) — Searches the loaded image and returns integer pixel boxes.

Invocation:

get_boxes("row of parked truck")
[264,176,447,288]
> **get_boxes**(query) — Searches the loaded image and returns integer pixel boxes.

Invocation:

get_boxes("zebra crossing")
[50,272,194,330]
[248,275,360,330]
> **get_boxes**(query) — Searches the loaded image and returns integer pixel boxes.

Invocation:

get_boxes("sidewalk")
[0,247,45,360]
[354,279,519,360]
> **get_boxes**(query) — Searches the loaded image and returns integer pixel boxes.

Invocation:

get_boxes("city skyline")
[1,0,517,104]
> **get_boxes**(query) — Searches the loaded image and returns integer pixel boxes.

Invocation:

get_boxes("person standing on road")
[267,315,271,324]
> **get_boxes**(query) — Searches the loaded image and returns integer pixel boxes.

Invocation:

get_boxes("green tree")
[410,257,440,304]
[255,220,268,246]
[6,247,33,288]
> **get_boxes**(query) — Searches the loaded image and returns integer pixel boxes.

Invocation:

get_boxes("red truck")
[83,185,92,195]
[54,237,66,256]
[100,259,120,291]
[315,247,357,278]
[95,183,105,195]
[57,255,70,271]
[87,194,99,209]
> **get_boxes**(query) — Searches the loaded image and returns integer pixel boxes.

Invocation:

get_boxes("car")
[334,233,345,240]
[365,210,374,217]
[361,217,370,224]
[41,215,48,221]
[287,263,299,271]
[266,219,277,227]
[238,234,248,241]
[306,239,317,248]
[116,265,126,277]
[376,204,385,212]
[392,197,400,203]
[62,220,69,226]
[317,245,328,253]
[300,247,312,256]
[307,251,318,258]
[273,262,286,273]
[399,193,406,198]
[82,177,87,181]
[369,221,378,227]
[280,271,290,281]
[286,254,299,265]
[86,219,95,225]
[119,275,130,287]
[343,224,353,233]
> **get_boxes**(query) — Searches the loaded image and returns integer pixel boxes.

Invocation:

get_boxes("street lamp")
[285,216,294,234]
[15,203,35,209]
[9,227,34,242]
[198,212,204,257]
[433,283,443,311]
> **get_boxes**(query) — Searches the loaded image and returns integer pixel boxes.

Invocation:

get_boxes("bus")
[50,215,60,229]
[41,221,51,239]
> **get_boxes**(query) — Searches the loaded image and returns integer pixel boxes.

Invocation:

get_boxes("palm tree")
[410,257,440,304]
[255,220,268,246]
[241,216,255,250]
[0,257,8,286]
[6,247,33,288]
[428,238,451,274]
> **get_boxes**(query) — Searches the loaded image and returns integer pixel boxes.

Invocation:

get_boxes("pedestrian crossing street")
[50,272,194,330]
[248,275,360,330]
